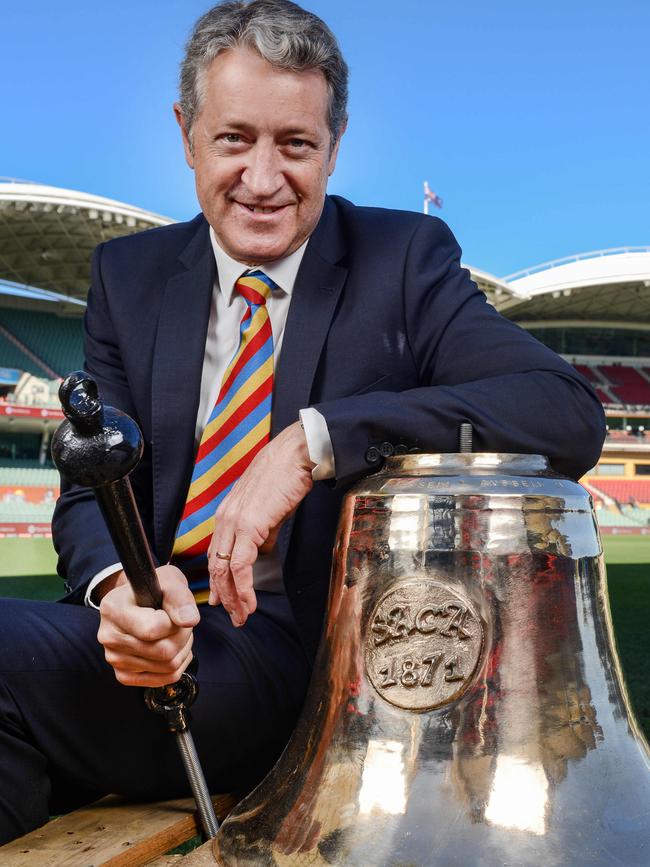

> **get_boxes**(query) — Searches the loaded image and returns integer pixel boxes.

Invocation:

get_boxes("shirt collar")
[209,226,309,304]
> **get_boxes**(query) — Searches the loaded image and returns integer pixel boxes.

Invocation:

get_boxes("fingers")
[99,624,194,666]
[207,524,235,609]
[208,508,259,626]
[207,546,232,613]
[110,646,195,688]
[207,524,235,564]
[98,620,194,687]
[259,524,281,555]
[206,422,314,626]
[104,634,194,680]
[229,534,258,616]
[208,532,258,627]
[100,589,173,642]
[158,564,200,628]
[97,564,199,688]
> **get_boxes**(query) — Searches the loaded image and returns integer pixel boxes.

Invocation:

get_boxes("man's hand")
[207,421,314,628]
[96,564,200,688]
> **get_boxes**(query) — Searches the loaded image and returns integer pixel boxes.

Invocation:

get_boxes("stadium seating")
[0,328,44,376]
[0,466,59,487]
[595,508,650,528]
[574,364,597,382]
[0,309,83,377]
[626,507,650,524]
[588,479,650,504]
[582,481,604,505]
[571,362,650,405]
[0,456,56,468]
[0,499,54,522]
[599,365,650,405]
[594,387,611,403]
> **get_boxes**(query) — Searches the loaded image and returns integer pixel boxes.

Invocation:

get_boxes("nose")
[241,139,284,199]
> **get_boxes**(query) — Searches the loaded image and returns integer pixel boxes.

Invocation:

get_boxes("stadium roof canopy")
[499,248,650,325]
[0,278,86,316]
[0,180,173,298]
[0,180,647,326]
[0,179,516,310]
[463,265,514,308]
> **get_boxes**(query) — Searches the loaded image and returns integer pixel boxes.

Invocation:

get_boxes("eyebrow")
[215,119,323,139]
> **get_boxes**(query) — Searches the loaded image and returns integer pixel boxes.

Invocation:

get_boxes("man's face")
[176,47,343,264]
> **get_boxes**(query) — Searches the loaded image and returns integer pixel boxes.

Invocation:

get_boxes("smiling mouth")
[237,202,289,215]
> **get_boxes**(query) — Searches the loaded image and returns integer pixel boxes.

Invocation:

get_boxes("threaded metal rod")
[176,729,220,839]
[459,423,473,454]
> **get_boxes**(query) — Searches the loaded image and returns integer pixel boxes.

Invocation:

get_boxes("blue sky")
[2,0,648,275]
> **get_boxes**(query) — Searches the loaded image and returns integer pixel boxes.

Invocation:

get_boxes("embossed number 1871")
[378,653,465,689]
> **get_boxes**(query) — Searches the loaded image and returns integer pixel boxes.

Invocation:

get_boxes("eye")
[287,138,311,151]
[215,132,249,152]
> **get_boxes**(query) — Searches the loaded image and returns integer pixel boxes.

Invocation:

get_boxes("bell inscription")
[366,579,483,711]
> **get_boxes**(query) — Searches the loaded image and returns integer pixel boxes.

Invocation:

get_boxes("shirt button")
[379,442,394,458]
[365,446,381,464]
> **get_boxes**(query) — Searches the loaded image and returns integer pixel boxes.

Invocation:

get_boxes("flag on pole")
[423,180,443,213]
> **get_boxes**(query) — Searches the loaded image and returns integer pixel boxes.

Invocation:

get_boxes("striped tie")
[171,270,276,601]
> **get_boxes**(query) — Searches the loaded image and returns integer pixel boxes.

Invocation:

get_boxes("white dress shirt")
[85,228,335,604]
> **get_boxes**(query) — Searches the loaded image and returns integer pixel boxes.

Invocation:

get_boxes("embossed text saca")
[365,579,484,712]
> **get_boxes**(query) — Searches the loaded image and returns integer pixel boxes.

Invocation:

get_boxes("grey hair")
[179,0,348,150]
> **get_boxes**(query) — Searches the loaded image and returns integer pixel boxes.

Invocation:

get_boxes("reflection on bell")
[214,453,650,866]
[485,755,548,835]
[358,739,407,816]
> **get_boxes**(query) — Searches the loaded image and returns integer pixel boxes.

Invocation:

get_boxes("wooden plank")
[142,857,183,866]
[176,841,218,865]
[0,794,235,867]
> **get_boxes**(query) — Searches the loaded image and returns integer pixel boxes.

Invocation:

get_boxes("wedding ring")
[214,551,232,561]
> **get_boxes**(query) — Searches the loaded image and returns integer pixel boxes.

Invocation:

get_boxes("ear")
[327,118,347,177]
[173,103,195,169]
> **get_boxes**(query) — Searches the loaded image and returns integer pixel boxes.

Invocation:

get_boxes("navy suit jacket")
[53,195,605,657]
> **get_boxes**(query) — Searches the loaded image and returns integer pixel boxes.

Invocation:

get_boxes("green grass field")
[0,538,60,599]
[1,534,649,735]
[602,536,650,736]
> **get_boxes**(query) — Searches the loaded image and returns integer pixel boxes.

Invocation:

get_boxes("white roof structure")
[0,180,173,298]
[0,181,648,329]
[0,278,86,316]
[463,265,514,308]
[499,248,650,324]
[0,180,516,312]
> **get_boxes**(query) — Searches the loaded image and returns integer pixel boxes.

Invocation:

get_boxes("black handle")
[93,481,163,610]
[52,371,163,609]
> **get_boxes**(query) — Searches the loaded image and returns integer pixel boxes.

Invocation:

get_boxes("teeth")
[245,205,277,214]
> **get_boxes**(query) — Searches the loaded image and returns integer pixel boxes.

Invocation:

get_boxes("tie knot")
[236,269,276,307]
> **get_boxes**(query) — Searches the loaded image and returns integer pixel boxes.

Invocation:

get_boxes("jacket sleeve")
[314,218,606,482]
[51,243,155,601]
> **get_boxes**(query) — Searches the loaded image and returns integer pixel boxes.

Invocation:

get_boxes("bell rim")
[379,451,553,475]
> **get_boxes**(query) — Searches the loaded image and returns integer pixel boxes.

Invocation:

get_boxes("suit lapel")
[151,218,215,558]
[272,198,348,436]
[273,198,348,560]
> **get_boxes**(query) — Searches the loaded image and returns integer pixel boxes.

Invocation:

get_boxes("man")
[0,0,604,844]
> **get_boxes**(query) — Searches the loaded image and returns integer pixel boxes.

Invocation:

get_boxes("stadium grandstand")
[0,179,649,541]
[502,248,650,535]
[0,180,172,539]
